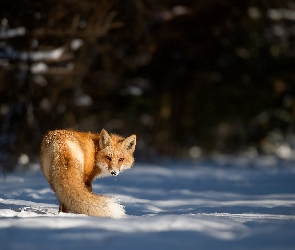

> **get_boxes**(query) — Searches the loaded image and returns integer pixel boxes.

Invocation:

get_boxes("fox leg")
[59,203,70,213]
[51,184,70,213]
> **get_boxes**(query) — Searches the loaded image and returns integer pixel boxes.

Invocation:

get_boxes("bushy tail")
[50,162,125,219]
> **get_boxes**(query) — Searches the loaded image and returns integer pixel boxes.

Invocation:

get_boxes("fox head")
[96,129,136,177]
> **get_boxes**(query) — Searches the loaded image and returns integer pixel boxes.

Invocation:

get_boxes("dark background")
[1,0,295,171]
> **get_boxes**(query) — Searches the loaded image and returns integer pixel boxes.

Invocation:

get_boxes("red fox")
[40,129,136,218]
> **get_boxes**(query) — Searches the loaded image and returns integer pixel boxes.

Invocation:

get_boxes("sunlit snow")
[1,158,295,250]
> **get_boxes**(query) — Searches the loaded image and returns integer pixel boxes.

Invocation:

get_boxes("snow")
[1,158,295,250]
[0,27,26,39]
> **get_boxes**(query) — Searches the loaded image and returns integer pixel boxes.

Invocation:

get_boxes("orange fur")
[40,129,136,218]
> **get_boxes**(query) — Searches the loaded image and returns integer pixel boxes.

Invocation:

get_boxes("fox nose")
[111,170,118,176]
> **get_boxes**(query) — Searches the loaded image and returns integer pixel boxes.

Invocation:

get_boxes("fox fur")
[40,129,136,219]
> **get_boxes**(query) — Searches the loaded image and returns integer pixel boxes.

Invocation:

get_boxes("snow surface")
[1,156,295,250]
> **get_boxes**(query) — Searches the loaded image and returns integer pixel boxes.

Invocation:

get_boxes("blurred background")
[1,0,295,172]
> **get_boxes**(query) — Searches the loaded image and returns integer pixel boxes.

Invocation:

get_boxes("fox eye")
[106,156,112,161]
[119,158,124,162]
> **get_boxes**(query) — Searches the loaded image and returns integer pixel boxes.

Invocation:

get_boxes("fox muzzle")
[111,170,118,176]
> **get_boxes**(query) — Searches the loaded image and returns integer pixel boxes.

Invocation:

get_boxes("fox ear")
[122,135,136,153]
[99,129,111,149]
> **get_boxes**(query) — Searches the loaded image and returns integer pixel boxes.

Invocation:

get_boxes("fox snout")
[111,170,118,176]
[109,165,127,176]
